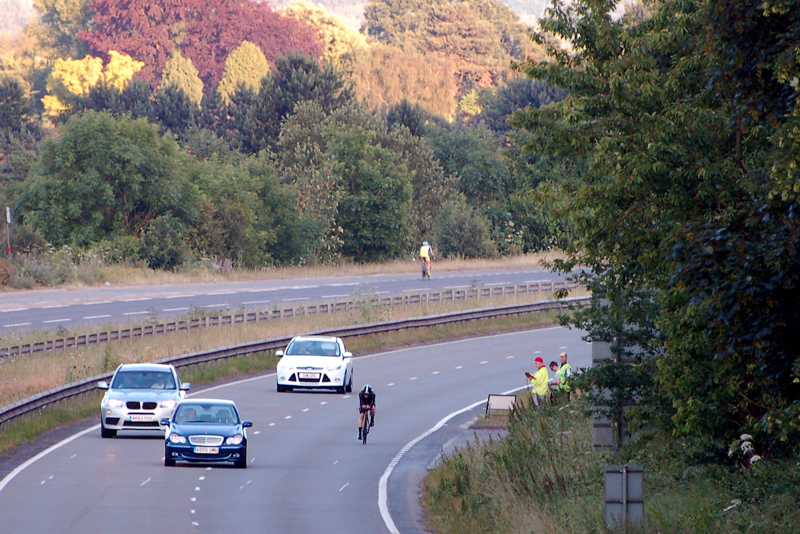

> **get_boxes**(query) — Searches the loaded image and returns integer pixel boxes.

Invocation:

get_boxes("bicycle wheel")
[362,413,369,445]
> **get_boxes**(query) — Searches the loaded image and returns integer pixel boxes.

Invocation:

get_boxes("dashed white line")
[207,291,235,296]
[410,377,418,381]
[1,308,28,313]
[455,366,463,369]
[3,322,31,327]
[339,483,350,492]
[559,346,568,349]
[141,478,150,486]
[124,298,151,302]
[199,476,205,481]
[269,423,275,426]
[327,283,358,287]
[163,307,188,312]
[387,383,395,386]
[195,487,200,491]
[432,371,440,375]
[321,294,349,299]
[320,402,328,405]
[302,408,309,412]
[123,311,148,316]
[284,416,292,419]
[242,300,270,305]
[165,294,195,299]
[507,356,515,359]
[343,395,351,399]
[480,361,488,365]
[204,303,228,308]
[282,297,310,302]
[43,318,71,324]
[42,305,68,309]
[533,351,541,354]
[83,315,111,320]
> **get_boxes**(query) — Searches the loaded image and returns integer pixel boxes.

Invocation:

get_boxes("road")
[0,268,567,335]
[0,327,590,534]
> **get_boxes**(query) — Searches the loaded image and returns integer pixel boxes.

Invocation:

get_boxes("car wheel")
[235,455,247,469]
[277,383,285,393]
[345,373,353,393]
[100,422,116,439]
[164,457,176,467]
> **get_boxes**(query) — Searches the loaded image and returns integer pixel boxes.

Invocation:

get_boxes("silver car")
[98,363,190,438]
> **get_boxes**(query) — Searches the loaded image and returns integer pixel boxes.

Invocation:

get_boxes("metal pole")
[5,207,11,273]
[622,465,628,526]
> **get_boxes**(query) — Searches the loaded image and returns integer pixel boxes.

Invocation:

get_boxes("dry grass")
[0,252,564,291]
[0,287,587,408]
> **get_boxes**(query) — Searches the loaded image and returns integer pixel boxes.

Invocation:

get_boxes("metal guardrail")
[0,296,589,432]
[0,280,572,358]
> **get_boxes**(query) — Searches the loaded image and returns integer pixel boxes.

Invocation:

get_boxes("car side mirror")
[180,382,191,391]
[97,381,109,390]
[243,421,253,428]
[276,349,284,357]
[343,352,352,359]
[160,418,170,426]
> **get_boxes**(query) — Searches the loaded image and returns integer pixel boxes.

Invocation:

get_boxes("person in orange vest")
[525,356,550,406]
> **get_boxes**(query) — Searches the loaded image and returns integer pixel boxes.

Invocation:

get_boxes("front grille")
[126,401,140,409]
[298,376,321,383]
[142,402,157,410]
[123,420,160,428]
[189,435,224,446]
[105,417,120,425]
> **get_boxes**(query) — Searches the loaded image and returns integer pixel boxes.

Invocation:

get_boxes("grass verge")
[422,395,800,534]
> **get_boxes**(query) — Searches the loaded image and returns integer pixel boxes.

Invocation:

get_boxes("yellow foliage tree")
[281,0,367,71]
[43,51,144,116]
[218,41,269,105]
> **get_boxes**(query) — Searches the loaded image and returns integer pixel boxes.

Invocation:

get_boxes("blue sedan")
[161,399,252,468]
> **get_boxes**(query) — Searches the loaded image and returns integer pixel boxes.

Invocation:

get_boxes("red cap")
[534,357,544,364]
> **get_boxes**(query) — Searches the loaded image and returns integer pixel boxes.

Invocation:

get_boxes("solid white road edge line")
[378,383,532,534]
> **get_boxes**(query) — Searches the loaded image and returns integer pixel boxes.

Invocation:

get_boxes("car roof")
[116,363,175,372]
[290,335,339,343]
[178,398,236,406]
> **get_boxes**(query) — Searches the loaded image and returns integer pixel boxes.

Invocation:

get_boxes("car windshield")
[285,340,340,357]
[175,404,239,424]
[111,371,176,390]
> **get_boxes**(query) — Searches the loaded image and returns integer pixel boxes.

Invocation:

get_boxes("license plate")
[130,414,153,422]
[194,446,219,454]
[299,373,320,379]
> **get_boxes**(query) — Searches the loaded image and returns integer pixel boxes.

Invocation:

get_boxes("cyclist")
[358,385,376,441]
[419,241,435,279]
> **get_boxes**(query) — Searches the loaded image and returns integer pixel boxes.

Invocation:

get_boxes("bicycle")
[421,258,431,280]
[361,410,371,444]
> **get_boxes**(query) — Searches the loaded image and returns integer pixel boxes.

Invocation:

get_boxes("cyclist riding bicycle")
[419,241,435,279]
[358,385,376,441]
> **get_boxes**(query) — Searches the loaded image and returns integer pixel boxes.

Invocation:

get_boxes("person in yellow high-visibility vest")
[525,356,550,406]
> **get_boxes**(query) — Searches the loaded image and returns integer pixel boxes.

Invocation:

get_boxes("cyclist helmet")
[423,241,429,246]
[361,385,373,394]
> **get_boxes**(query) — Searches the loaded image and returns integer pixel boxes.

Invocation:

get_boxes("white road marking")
[333,461,338,465]
[43,305,68,309]
[242,300,270,305]
[70,455,76,459]
[507,356,515,359]
[480,361,488,365]
[163,307,189,312]
[195,487,200,491]
[43,318,71,324]
[1,308,28,313]
[191,497,196,502]
[290,285,318,289]
[123,311,148,316]
[207,291,235,296]
[410,377,417,380]
[203,303,228,308]
[284,416,291,419]
[247,288,279,293]
[321,294,349,299]
[455,366,463,369]
[254,431,260,435]
[378,383,532,534]
[302,408,309,412]
[199,477,205,481]
[83,315,111,320]
[327,283,358,287]
[269,423,275,427]
[560,346,568,349]
[282,297,310,302]
[141,478,150,486]
[533,351,541,354]
[191,509,196,514]
[444,285,470,289]
[166,294,195,299]
[432,371,440,375]
[343,395,350,399]
[320,402,328,405]
[4,322,31,327]
[124,298,151,302]
[339,483,350,492]
[387,383,395,386]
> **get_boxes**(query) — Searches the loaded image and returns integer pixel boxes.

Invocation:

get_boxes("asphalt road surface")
[0,268,570,336]
[0,327,590,534]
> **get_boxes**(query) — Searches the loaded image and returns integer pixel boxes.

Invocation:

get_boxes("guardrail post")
[605,465,644,530]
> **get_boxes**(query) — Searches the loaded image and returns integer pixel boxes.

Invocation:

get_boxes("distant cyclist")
[419,241,435,279]
[358,385,376,441]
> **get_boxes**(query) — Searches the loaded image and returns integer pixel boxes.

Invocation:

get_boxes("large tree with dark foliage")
[513,0,800,458]
[81,0,323,88]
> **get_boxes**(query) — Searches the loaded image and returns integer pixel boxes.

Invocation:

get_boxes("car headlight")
[106,398,124,408]
[169,433,187,444]
[226,434,243,445]
[160,399,178,409]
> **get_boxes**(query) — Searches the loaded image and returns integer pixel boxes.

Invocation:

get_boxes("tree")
[82,0,323,88]
[0,76,30,132]
[511,0,800,456]
[21,110,199,247]
[159,50,203,105]
[241,52,352,153]
[26,0,93,58]
[218,41,269,105]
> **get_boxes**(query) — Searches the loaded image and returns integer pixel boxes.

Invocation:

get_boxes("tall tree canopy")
[81,0,323,88]
[217,41,270,106]
[512,0,800,456]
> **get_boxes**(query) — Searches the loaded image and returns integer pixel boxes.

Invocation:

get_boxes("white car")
[98,363,190,438]
[276,336,353,393]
